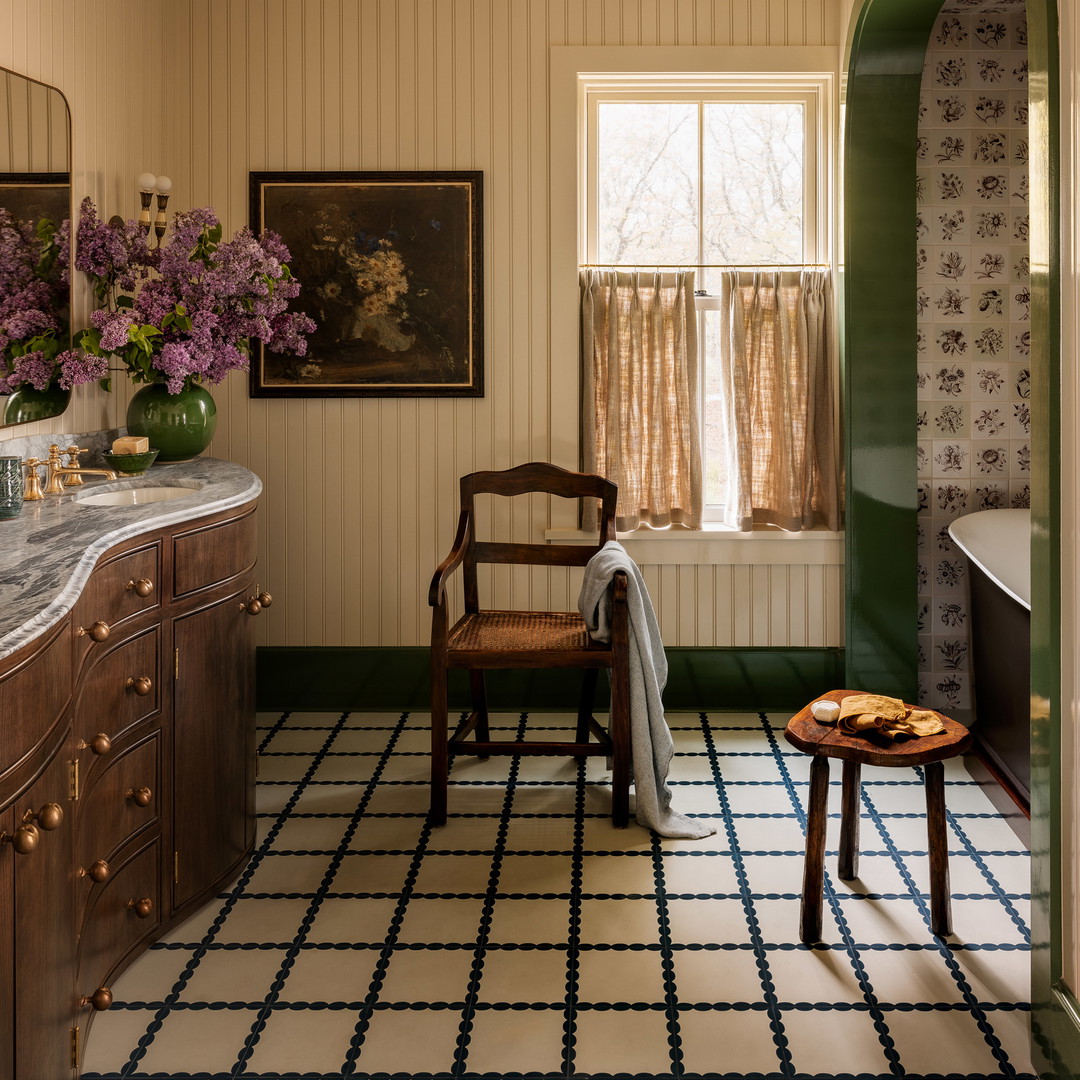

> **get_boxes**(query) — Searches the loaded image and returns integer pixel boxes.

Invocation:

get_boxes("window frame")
[547,47,839,555]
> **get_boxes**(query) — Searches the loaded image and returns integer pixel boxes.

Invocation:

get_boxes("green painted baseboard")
[255,646,846,714]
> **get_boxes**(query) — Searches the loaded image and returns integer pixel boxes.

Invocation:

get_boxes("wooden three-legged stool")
[784,689,972,943]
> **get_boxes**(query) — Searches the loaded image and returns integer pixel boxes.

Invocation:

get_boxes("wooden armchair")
[428,462,631,826]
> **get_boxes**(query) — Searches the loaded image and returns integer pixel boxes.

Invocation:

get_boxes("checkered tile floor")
[82,710,1035,1079]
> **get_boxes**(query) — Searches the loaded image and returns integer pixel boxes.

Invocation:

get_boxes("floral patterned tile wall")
[916,0,1029,713]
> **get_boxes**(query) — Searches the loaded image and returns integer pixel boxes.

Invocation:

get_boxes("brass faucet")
[42,444,117,496]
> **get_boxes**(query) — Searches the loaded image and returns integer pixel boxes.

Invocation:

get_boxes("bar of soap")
[112,435,149,454]
[810,699,840,723]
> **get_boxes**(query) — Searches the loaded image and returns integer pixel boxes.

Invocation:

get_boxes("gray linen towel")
[577,540,715,839]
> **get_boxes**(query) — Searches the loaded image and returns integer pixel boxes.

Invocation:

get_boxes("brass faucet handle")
[46,444,63,465]
[61,446,90,487]
[22,459,44,502]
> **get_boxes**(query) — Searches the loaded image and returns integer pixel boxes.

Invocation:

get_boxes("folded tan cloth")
[820,693,945,739]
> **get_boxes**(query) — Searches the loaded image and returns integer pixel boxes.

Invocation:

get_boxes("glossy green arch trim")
[842,0,944,700]
[1026,2,1069,1074]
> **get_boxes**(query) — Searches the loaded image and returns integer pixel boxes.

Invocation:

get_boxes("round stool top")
[784,688,972,767]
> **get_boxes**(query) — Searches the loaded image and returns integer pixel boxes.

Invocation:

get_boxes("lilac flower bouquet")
[73,197,315,394]
[0,209,100,394]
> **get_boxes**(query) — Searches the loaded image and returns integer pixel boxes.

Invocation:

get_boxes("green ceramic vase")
[3,382,71,425]
[126,382,217,463]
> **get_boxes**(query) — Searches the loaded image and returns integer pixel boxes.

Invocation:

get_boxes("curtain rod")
[579,262,832,269]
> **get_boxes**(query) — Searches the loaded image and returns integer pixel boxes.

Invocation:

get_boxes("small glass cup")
[0,457,23,519]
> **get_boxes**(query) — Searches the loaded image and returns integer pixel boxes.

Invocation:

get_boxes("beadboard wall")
[0,0,844,651]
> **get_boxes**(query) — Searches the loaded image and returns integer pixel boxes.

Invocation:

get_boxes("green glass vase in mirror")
[0,66,75,429]
[125,382,217,463]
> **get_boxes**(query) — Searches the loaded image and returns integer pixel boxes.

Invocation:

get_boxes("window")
[582,79,829,520]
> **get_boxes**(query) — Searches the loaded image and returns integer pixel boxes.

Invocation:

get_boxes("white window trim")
[548,46,839,555]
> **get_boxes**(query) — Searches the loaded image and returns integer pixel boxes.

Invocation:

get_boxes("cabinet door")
[11,747,76,1080]
[171,587,256,913]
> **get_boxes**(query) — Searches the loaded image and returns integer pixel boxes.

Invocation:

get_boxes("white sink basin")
[77,485,200,507]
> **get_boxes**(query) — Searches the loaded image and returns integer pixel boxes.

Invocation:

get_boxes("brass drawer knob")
[126,577,154,597]
[78,859,109,883]
[79,987,112,1012]
[127,897,153,919]
[1,824,39,855]
[257,590,273,608]
[79,733,112,756]
[24,803,63,831]
[126,786,153,808]
[240,597,262,616]
[125,675,153,696]
[77,620,111,643]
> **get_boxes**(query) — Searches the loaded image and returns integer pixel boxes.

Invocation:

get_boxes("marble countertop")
[0,456,262,660]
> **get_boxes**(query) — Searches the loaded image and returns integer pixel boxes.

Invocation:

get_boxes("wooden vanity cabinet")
[0,498,260,1079]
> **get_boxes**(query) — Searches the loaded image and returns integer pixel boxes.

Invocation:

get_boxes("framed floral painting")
[249,170,483,397]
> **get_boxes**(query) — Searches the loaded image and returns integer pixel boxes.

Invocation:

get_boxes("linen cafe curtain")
[580,270,702,531]
[717,269,840,532]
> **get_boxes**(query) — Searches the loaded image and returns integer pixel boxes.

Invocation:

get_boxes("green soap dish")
[103,449,160,475]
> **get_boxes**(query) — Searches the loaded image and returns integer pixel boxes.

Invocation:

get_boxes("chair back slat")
[473,541,602,568]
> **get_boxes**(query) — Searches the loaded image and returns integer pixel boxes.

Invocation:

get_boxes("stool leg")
[838,760,861,881]
[925,761,952,937]
[801,756,830,944]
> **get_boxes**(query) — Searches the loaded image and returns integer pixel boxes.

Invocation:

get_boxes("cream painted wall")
[0,0,845,650]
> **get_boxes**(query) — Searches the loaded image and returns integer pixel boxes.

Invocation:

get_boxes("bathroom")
[0,0,1078,1076]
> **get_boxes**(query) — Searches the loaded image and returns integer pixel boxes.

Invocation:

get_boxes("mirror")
[0,66,72,426]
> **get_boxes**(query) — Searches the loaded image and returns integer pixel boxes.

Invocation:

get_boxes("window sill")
[544,525,845,566]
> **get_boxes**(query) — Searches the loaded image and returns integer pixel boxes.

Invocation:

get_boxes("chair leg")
[577,668,599,743]
[924,761,953,937]
[469,669,490,747]
[608,668,630,829]
[430,667,449,826]
[800,756,830,944]
[838,760,861,881]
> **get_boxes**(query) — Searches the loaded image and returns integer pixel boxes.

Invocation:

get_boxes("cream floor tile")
[362,783,428,814]
[304,897,399,944]
[280,947,382,1002]
[292,782,369,815]
[666,897,754,945]
[213,898,311,944]
[859,943,983,1004]
[883,1006,1017,1075]
[242,1006,360,1074]
[661,851,740,894]
[951,942,1032,1002]
[447,755,514,783]
[983,1004,1037,1073]
[108,945,194,1002]
[503,814,578,851]
[677,1007,784,1074]
[579,898,662,944]
[753,897,840,946]
[269,814,352,852]
[835,895,940,946]
[667,784,724,814]
[581,819,656,853]
[516,755,579,782]
[258,753,316,783]
[332,852,414,893]
[412,853,495,894]
[309,753,380,784]
[354,1007,462,1072]
[782,1006,893,1073]
[670,947,765,1004]
[426,816,502,851]
[134,1007,255,1074]
[155,902,226,946]
[740,853,809,895]
[379,945,475,1002]
[245,853,334,894]
[729,813,808,854]
[442,784,511,814]
[486,897,570,944]
[349,814,427,851]
[576,948,667,1004]
[394,897,485,944]
[81,1007,156,1074]
[383,728,435,753]
[330,727,400,752]
[951,811,1031,852]
[475,946,569,1003]
[573,1008,674,1073]
[177,947,287,1003]
[768,944,870,1004]
[512,784,581,815]
[497,852,573,894]
[465,1008,567,1073]
[579,851,657,894]
[377,753,431,782]
[259,728,332,753]
[949,897,1032,945]
[858,780,932,814]
[723,781,796,815]
[255,782,299,816]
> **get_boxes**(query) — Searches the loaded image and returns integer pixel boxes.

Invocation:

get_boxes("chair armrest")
[428,511,471,607]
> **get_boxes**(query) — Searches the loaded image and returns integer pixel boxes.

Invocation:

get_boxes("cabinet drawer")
[74,542,162,648]
[76,837,160,1003]
[77,732,159,869]
[173,509,256,597]
[74,625,160,743]
[0,624,70,777]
